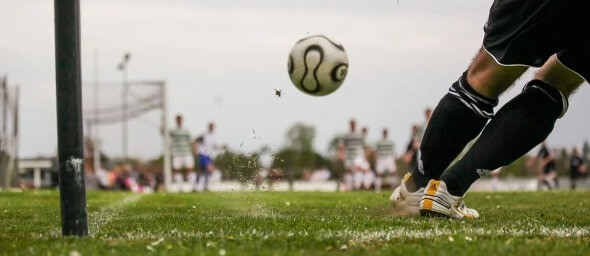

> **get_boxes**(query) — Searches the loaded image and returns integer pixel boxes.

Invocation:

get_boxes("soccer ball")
[287,35,349,96]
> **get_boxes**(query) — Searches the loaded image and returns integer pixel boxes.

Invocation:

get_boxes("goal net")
[82,80,171,189]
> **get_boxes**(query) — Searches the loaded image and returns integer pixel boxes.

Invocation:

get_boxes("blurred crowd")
[84,161,161,193]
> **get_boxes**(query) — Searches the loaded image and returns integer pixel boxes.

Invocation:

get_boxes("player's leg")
[362,169,374,190]
[547,170,558,190]
[202,155,216,191]
[409,48,527,191]
[342,159,353,191]
[440,53,586,197]
[184,157,197,191]
[352,159,364,190]
[171,156,184,191]
[374,160,384,192]
[375,173,385,192]
[353,170,363,190]
[376,158,396,192]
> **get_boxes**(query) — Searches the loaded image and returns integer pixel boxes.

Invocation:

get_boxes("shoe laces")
[456,199,468,212]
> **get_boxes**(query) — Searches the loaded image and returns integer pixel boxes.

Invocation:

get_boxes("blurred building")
[17,157,57,189]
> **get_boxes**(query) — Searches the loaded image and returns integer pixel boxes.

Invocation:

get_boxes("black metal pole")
[54,0,88,237]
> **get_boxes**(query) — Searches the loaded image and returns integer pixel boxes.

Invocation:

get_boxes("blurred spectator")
[569,147,587,190]
[403,125,421,173]
[584,140,590,163]
[415,108,432,141]
[309,167,331,182]
[84,160,98,190]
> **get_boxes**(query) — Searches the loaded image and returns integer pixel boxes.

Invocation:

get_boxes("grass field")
[1,190,589,255]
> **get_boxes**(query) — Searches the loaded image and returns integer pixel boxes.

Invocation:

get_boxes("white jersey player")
[169,114,194,191]
[343,121,367,170]
[375,128,397,192]
[340,120,370,190]
[195,122,221,191]
[360,127,376,190]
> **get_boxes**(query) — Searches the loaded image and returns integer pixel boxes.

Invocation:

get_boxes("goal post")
[0,77,19,189]
[160,82,172,192]
[54,0,88,237]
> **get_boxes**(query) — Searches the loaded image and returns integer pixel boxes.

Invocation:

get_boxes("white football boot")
[390,173,424,216]
[419,179,479,219]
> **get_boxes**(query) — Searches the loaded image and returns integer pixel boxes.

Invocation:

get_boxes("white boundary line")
[89,194,143,236]
[98,226,589,242]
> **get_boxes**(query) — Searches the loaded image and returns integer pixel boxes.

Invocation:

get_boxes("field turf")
[1,190,589,255]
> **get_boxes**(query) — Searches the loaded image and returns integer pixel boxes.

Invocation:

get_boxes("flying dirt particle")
[274,89,282,97]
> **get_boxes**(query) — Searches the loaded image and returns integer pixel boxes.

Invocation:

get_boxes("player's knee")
[534,55,585,97]
[466,49,527,98]
[522,79,568,119]
[447,71,498,119]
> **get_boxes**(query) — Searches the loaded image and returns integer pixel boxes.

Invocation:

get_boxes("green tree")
[286,123,315,152]
[271,123,329,180]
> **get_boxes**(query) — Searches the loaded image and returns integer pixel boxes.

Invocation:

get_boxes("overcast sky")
[1,0,589,159]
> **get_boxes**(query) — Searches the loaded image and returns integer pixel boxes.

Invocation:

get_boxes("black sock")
[408,72,497,191]
[441,80,568,196]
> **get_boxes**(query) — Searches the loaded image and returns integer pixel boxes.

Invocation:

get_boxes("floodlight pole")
[54,0,88,236]
[118,53,130,162]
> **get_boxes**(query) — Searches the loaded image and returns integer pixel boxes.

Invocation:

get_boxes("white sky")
[1,0,589,159]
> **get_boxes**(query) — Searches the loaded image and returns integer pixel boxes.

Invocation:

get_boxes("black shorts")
[543,162,556,174]
[483,0,590,81]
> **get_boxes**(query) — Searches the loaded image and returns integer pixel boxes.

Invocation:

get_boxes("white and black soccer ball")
[288,35,349,96]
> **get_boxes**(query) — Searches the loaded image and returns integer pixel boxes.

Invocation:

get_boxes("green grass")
[1,190,589,255]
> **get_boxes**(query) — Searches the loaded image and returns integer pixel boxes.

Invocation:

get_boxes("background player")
[569,147,587,190]
[534,142,558,190]
[583,141,590,165]
[393,0,589,218]
[194,122,221,191]
[169,114,194,192]
[360,127,376,190]
[375,128,397,192]
[402,125,420,174]
[339,119,368,190]
[415,108,432,142]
